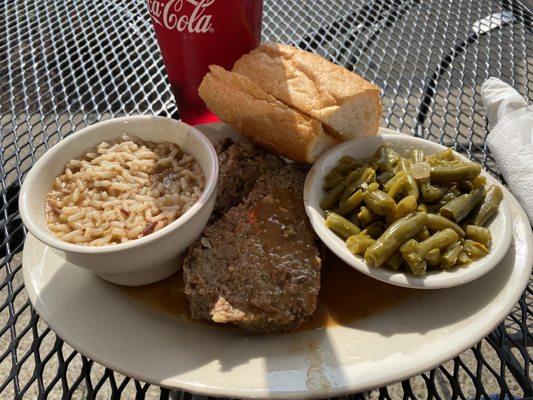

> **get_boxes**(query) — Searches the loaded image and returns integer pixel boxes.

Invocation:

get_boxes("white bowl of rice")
[19,115,219,286]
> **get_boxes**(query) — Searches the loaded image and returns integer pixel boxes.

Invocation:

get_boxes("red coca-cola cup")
[147,0,263,124]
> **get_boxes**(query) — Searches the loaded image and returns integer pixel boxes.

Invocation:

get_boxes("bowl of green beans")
[304,130,513,289]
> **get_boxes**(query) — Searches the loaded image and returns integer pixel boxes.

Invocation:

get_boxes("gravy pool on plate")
[120,251,413,332]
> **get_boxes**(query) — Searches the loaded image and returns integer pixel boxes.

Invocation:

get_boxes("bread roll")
[232,42,382,140]
[198,65,337,163]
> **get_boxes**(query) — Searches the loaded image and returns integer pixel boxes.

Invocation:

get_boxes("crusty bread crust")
[198,65,336,163]
[232,42,382,140]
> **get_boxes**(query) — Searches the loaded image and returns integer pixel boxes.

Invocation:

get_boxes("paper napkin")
[481,77,533,224]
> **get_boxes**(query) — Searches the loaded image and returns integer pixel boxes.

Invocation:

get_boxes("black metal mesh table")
[1,0,531,398]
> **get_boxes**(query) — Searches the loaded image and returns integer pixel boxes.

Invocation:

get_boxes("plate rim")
[21,124,533,399]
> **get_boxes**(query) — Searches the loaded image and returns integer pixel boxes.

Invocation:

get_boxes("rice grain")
[46,134,205,246]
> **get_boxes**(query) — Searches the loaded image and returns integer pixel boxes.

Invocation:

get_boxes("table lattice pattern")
[0,0,531,399]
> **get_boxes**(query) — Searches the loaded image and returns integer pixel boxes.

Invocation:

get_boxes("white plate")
[304,130,513,289]
[22,123,533,399]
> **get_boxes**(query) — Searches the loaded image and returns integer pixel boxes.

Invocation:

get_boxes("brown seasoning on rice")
[46,134,205,246]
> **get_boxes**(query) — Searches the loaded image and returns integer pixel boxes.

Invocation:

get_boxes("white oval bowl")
[304,129,513,289]
[19,115,219,286]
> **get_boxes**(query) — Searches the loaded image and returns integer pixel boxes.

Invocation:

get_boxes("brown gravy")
[120,251,413,332]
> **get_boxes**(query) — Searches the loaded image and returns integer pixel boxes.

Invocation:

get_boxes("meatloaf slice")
[213,139,284,219]
[183,164,321,334]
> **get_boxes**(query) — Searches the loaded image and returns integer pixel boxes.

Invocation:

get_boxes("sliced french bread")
[232,42,382,141]
[198,65,337,163]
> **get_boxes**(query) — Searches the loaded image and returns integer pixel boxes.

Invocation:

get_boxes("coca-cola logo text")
[147,0,215,33]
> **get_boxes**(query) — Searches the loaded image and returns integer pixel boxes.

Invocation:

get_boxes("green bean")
[438,186,461,206]
[367,182,380,192]
[411,148,425,163]
[363,189,396,216]
[458,249,472,264]
[440,148,456,160]
[325,167,340,181]
[325,163,345,180]
[343,167,365,186]
[457,180,474,193]
[361,221,385,239]
[439,187,484,223]
[415,226,431,241]
[426,148,455,163]
[416,203,428,213]
[400,239,418,253]
[421,183,449,202]
[389,149,401,165]
[328,157,360,176]
[340,167,375,205]
[339,155,356,164]
[346,233,375,255]
[323,145,493,276]
[463,239,489,259]
[472,175,487,189]
[377,170,395,186]
[357,206,379,226]
[386,172,408,199]
[323,172,345,190]
[364,212,428,267]
[384,171,407,192]
[430,163,482,182]
[393,195,418,221]
[338,189,364,216]
[426,248,442,269]
[470,185,503,226]
[325,212,361,240]
[401,228,459,268]
[320,181,347,210]
[389,147,401,165]
[404,175,420,199]
[375,145,396,172]
[385,251,403,271]
[426,213,465,237]
[464,225,492,247]
[410,260,427,276]
[395,158,412,173]
[441,242,462,269]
